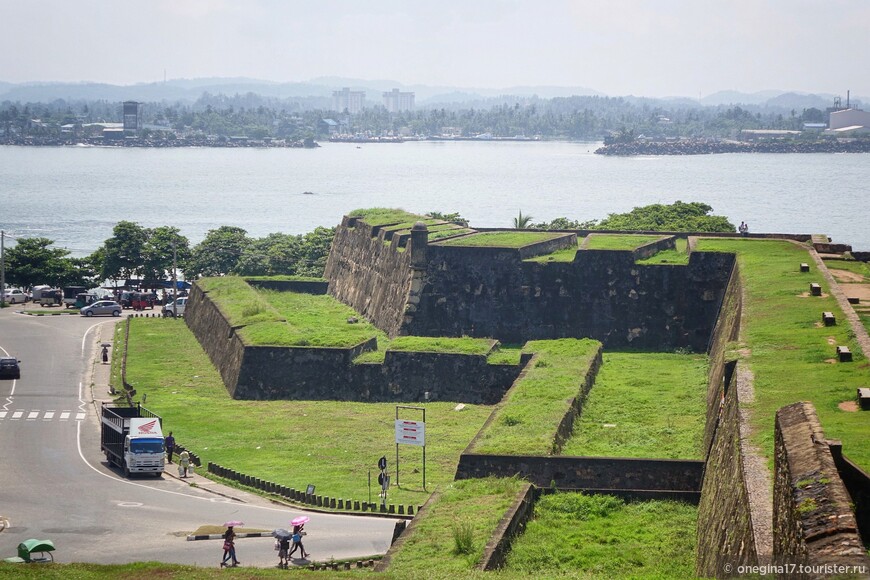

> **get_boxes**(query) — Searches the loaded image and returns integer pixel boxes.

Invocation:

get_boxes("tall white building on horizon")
[333,88,366,115]
[382,88,415,113]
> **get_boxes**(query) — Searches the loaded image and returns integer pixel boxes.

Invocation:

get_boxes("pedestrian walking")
[277,535,290,568]
[288,524,309,560]
[179,449,190,478]
[220,526,240,567]
[164,432,175,463]
[101,346,109,365]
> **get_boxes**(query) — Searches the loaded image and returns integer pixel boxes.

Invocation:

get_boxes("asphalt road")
[0,307,396,567]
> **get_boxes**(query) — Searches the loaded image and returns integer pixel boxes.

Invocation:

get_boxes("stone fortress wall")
[185,213,868,577]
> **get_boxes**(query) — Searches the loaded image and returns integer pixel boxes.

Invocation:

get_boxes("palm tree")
[513,211,533,229]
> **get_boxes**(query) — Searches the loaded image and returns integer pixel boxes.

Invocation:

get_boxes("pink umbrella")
[291,516,309,526]
[223,520,244,527]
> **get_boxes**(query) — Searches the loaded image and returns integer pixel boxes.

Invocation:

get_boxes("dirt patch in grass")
[829,269,865,283]
[839,401,859,412]
[843,285,870,301]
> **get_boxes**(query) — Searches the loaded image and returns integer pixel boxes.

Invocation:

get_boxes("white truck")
[100,403,166,477]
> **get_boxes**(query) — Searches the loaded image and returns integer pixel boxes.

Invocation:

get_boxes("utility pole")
[1,230,6,307]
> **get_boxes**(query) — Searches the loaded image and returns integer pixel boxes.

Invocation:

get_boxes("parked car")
[162,296,187,317]
[0,357,21,380]
[4,289,29,304]
[80,300,123,317]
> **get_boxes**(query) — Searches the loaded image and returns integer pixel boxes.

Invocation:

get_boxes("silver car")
[80,300,123,317]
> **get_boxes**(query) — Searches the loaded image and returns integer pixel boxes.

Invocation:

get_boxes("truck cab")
[101,405,165,477]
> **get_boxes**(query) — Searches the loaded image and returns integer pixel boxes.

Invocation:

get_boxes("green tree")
[101,221,148,282]
[296,226,335,277]
[141,226,190,282]
[5,237,81,288]
[235,233,302,276]
[186,226,251,278]
[426,211,469,227]
[531,217,598,230]
[594,201,735,232]
[513,211,534,229]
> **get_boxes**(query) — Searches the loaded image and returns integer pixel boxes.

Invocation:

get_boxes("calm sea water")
[1,142,868,257]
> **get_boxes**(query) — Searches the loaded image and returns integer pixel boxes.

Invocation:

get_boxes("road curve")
[0,308,396,566]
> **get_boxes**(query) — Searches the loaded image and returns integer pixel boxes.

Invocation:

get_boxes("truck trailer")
[100,403,165,477]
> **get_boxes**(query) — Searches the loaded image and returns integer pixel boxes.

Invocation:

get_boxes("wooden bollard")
[822,312,836,326]
[810,283,822,296]
[800,263,810,272]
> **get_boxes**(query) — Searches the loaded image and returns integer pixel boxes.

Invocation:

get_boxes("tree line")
[1,91,841,143]
[2,222,334,290]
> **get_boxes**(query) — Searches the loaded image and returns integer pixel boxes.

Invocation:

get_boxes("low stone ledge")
[773,402,870,574]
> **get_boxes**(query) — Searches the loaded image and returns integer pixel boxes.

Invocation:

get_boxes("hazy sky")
[3,0,868,97]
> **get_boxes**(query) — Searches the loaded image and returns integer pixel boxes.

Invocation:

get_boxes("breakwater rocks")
[595,139,870,156]
[0,136,319,148]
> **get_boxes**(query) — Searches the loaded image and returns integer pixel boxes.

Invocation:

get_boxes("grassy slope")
[584,234,661,250]
[249,289,386,347]
[434,231,562,248]
[696,239,870,471]
[386,477,527,577]
[504,493,697,579]
[348,207,423,226]
[636,237,690,265]
[562,352,708,459]
[388,336,493,355]
[470,339,601,456]
[123,318,492,506]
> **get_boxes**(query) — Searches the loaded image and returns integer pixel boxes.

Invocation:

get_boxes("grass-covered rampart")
[562,352,708,459]
[696,238,870,471]
[469,339,601,456]
[122,318,492,506]
[583,233,661,250]
[433,231,564,248]
[384,477,527,577]
[198,277,385,348]
[504,492,697,578]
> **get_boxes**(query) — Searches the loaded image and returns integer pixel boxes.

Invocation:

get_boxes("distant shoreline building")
[123,101,142,133]
[332,88,366,115]
[382,89,415,113]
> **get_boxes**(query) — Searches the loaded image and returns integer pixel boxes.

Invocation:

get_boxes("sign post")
[395,405,426,490]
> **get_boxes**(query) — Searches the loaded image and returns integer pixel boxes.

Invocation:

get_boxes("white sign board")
[395,419,426,446]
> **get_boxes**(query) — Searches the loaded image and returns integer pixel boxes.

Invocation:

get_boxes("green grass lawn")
[434,231,564,248]
[427,227,474,241]
[470,339,601,456]
[822,258,870,280]
[696,238,870,472]
[524,240,583,263]
[197,277,285,327]
[583,234,662,251]
[348,207,423,226]
[388,336,494,355]
[504,492,697,579]
[636,237,690,266]
[199,278,386,348]
[122,318,493,506]
[385,477,527,577]
[562,352,708,459]
[250,289,386,347]
[487,344,524,366]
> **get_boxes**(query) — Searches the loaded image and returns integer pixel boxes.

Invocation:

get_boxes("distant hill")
[0,77,600,106]
[0,77,863,111]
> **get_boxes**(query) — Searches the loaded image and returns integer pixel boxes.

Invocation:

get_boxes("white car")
[4,289,29,304]
[163,297,188,317]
